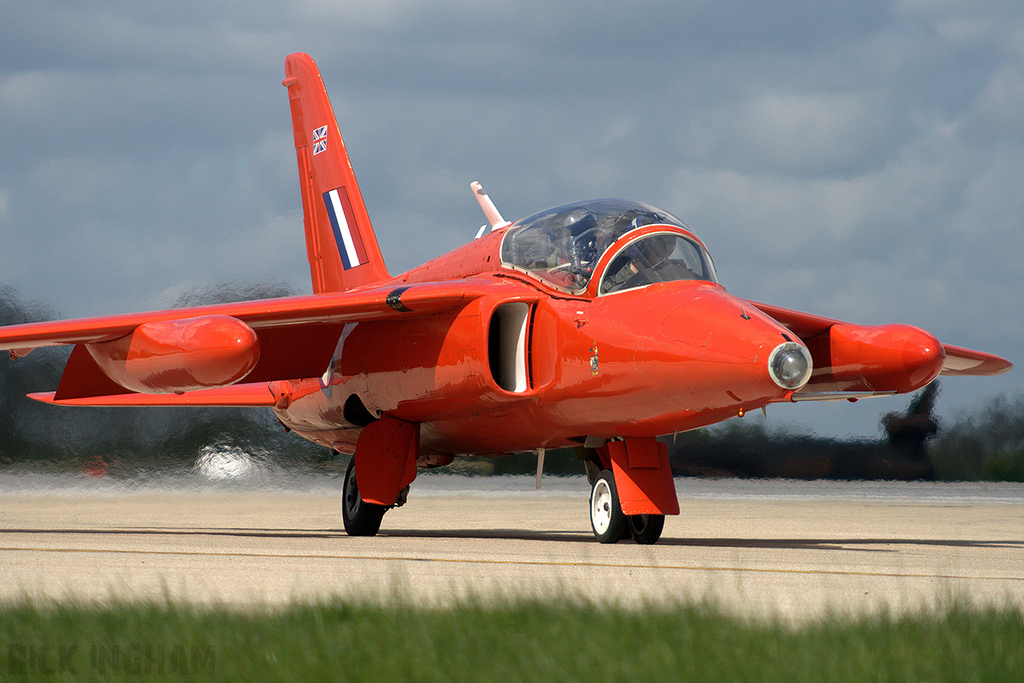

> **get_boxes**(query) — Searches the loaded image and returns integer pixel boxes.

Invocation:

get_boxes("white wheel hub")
[591,479,614,534]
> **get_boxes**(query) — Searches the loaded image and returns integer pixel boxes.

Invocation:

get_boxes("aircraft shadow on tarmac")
[1,527,1022,551]
[376,529,1024,550]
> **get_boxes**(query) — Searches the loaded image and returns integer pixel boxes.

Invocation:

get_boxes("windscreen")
[500,199,690,291]
[599,233,717,294]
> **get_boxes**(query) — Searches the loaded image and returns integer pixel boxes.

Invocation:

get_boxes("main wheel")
[627,513,665,545]
[589,470,626,543]
[342,459,386,536]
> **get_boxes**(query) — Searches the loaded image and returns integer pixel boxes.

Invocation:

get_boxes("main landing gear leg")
[341,415,419,537]
[342,458,386,536]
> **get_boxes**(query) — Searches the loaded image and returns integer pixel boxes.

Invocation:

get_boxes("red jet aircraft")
[0,53,1012,544]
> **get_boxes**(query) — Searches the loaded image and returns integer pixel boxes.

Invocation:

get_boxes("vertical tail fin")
[283,53,389,293]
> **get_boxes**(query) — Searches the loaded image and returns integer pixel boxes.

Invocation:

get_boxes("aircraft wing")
[937,343,1016,376]
[0,282,485,354]
[28,382,281,407]
[27,382,280,403]
[0,280,506,405]
[747,300,1012,400]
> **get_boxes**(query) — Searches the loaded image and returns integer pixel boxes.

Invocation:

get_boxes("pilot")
[561,209,598,287]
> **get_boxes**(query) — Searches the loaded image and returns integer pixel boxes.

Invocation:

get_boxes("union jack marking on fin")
[312,126,328,155]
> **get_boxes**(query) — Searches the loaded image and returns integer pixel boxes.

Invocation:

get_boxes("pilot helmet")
[562,208,597,235]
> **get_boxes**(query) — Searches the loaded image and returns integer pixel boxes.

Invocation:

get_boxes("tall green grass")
[1,596,1021,682]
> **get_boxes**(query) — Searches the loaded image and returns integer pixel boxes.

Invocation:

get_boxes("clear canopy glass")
[598,232,717,294]
[500,199,717,293]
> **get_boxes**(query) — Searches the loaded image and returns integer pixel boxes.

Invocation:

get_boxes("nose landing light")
[768,342,812,390]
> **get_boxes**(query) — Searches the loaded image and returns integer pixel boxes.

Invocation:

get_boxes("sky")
[1,0,1021,439]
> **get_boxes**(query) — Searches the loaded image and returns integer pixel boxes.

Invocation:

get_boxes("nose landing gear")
[625,512,665,545]
[589,469,665,544]
[590,470,626,543]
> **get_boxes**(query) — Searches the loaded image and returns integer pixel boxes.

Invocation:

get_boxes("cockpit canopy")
[500,199,717,294]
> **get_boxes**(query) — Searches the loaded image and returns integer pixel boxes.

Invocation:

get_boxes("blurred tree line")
[662,388,1023,482]
[1,283,1021,480]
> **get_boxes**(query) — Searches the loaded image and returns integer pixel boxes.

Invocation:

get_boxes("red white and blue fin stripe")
[323,188,367,270]
[283,53,389,293]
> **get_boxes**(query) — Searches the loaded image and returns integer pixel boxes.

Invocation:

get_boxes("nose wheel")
[589,470,626,543]
[589,469,665,544]
[626,512,665,545]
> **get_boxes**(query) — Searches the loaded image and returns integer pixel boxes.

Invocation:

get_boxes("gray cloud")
[1,0,1019,437]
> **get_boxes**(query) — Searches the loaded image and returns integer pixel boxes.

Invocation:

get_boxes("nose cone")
[657,288,811,407]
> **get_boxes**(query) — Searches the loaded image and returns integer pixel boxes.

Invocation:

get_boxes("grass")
[1,596,1022,682]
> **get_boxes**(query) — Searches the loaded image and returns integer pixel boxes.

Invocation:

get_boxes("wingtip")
[940,344,1013,376]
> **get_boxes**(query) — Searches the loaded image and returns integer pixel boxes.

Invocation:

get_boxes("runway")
[1,475,1022,620]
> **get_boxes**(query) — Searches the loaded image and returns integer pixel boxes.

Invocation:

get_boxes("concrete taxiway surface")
[1,477,1022,620]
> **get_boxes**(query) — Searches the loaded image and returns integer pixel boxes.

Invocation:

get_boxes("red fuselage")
[273,225,800,458]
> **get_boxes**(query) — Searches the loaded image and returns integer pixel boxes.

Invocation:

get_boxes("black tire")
[627,513,665,545]
[342,459,386,537]
[589,470,626,543]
